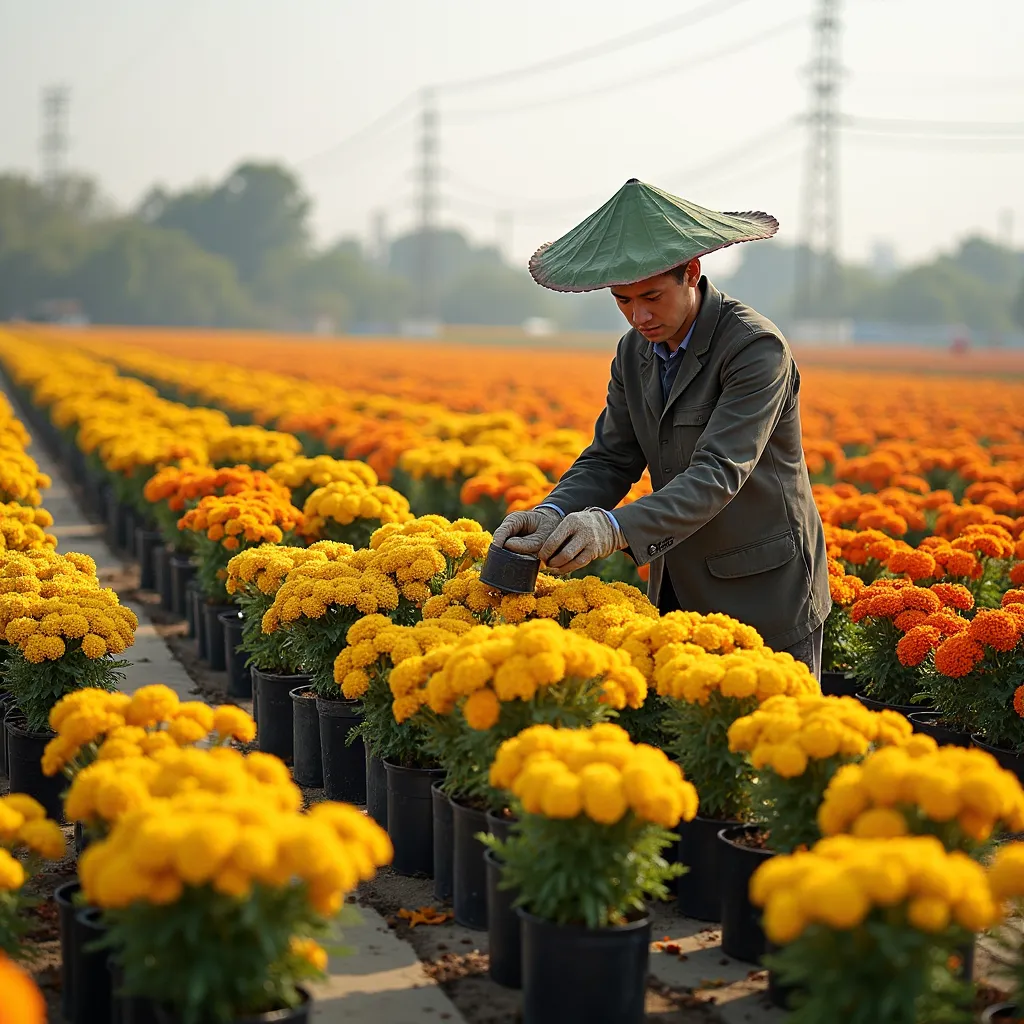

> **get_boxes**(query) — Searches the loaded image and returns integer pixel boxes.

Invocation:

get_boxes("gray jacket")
[544,277,830,650]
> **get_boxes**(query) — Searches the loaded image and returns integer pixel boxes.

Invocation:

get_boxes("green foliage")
[286,610,360,698]
[0,888,38,958]
[234,589,303,675]
[100,883,346,1024]
[661,691,755,821]
[354,666,432,768]
[766,917,974,1024]
[822,603,857,673]
[424,683,615,812]
[485,814,680,929]
[749,757,846,854]
[616,693,671,748]
[849,618,928,707]
[924,650,1024,750]
[4,648,126,732]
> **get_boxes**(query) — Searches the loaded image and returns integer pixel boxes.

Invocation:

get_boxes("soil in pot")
[204,602,236,672]
[451,795,489,930]
[220,611,250,698]
[385,760,444,875]
[73,907,112,1024]
[6,713,65,821]
[55,880,82,1020]
[432,781,454,903]
[366,750,388,829]
[252,669,305,762]
[518,908,650,1024]
[972,736,1024,785]
[316,697,366,803]
[676,813,741,922]
[718,824,775,964]
[908,711,971,748]
[289,685,322,787]
[485,850,521,989]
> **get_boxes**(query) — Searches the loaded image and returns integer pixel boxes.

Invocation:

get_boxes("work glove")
[492,507,562,556]
[538,508,625,574]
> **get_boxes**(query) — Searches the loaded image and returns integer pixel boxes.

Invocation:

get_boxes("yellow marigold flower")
[124,684,180,727]
[0,848,26,890]
[463,687,501,730]
[212,705,257,743]
[17,818,66,860]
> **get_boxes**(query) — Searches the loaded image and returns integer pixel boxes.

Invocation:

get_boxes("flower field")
[1,322,1024,1024]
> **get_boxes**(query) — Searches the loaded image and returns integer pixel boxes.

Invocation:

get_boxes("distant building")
[870,241,899,279]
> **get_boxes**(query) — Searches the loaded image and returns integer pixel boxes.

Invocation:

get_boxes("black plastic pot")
[204,602,235,672]
[485,809,516,845]
[55,880,81,1020]
[122,508,138,558]
[171,555,197,621]
[153,544,174,612]
[385,761,444,875]
[518,908,650,1024]
[253,669,305,762]
[152,989,311,1023]
[0,693,12,777]
[105,487,128,553]
[972,735,1024,784]
[220,611,250,697]
[718,825,775,964]
[73,907,112,1024]
[316,697,365,803]
[676,814,741,921]
[485,850,521,989]
[908,711,971,748]
[290,685,322,787]
[183,579,199,640]
[6,714,65,821]
[981,1004,1019,1023]
[855,691,924,716]
[366,750,389,829]
[820,670,858,698]
[432,781,454,903]
[451,795,489,930]
[110,959,160,1024]
[136,528,163,591]
[479,544,539,594]
[193,589,207,658]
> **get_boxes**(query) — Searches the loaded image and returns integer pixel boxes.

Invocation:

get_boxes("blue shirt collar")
[651,319,696,362]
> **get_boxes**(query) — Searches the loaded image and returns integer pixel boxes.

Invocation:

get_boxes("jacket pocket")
[705,530,797,579]
[671,402,715,427]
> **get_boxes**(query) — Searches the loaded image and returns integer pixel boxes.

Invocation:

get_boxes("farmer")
[492,179,829,677]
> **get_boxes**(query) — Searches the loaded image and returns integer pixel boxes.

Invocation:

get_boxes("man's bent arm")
[612,333,793,564]
[544,337,647,515]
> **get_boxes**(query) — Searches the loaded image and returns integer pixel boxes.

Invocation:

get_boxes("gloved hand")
[491,507,562,555]
[538,508,625,574]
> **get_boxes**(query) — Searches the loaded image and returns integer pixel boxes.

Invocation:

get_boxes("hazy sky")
[3,0,1023,275]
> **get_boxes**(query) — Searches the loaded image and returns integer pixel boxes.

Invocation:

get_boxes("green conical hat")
[528,179,778,292]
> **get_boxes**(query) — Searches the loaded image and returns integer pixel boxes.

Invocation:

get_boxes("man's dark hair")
[669,264,687,283]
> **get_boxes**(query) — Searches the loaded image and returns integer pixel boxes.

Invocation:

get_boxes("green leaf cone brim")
[528,179,779,292]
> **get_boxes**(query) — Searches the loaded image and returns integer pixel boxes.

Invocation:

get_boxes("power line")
[443,16,804,122]
[843,115,1024,137]
[295,92,420,168]
[433,0,756,94]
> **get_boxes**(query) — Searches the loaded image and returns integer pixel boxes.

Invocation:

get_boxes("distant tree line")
[1,161,1022,336]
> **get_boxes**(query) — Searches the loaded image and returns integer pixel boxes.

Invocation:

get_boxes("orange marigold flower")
[866,593,905,618]
[1010,563,1024,587]
[920,611,970,636]
[897,625,942,667]
[1014,684,1024,719]
[900,588,942,614]
[894,609,928,632]
[1004,589,1024,607]
[930,583,974,612]
[967,609,1022,653]
[938,550,982,579]
[933,633,985,678]
[887,549,938,581]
